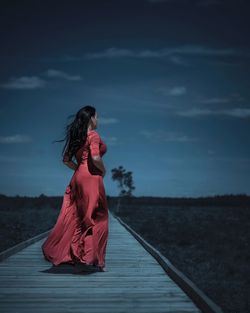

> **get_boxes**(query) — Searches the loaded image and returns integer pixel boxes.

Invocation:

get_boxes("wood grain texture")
[0,211,202,313]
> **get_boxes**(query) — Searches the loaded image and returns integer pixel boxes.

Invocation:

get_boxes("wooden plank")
[0,211,203,313]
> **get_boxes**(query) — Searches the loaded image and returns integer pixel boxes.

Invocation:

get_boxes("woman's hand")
[102,168,106,177]
[63,160,78,171]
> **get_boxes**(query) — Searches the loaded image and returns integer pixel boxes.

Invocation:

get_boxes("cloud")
[169,86,187,96]
[140,129,197,142]
[0,76,45,90]
[198,94,246,104]
[45,69,82,81]
[98,117,119,125]
[168,55,190,66]
[46,45,250,63]
[157,86,187,96]
[85,48,134,59]
[198,97,231,104]
[176,107,250,118]
[83,45,250,60]
[1,69,82,90]
[0,134,33,144]
[222,108,250,118]
[176,108,213,117]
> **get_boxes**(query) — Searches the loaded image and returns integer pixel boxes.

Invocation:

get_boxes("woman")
[42,105,109,272]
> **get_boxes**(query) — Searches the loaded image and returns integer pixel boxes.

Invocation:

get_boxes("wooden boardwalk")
[0,211,203,313]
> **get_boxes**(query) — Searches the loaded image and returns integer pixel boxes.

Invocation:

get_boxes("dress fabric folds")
[42,130,109,269]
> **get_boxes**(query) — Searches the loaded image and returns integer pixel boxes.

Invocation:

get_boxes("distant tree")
[111,165,136,213]
[111,165,135,197]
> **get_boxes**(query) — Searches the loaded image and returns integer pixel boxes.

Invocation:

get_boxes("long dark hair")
[53,105,96,161]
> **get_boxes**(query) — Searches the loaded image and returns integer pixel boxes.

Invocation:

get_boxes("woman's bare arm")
[63,160,78,171]
[92,156,106,177]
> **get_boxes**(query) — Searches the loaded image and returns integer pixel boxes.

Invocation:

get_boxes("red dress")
[42,130,109,269]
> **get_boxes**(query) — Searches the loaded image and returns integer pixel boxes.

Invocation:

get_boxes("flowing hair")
[52,105,96,161]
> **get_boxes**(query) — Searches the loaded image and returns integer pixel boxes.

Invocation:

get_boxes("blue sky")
[0,0,250,197]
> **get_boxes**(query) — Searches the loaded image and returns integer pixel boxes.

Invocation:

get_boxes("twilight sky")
[0,0,250,197]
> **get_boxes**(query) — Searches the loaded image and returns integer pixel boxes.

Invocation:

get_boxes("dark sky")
[0,0,250,197]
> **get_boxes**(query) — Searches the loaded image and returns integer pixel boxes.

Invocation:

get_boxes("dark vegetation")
[0,193,249,313]
[0,193,60,252]
[110,195,250,313]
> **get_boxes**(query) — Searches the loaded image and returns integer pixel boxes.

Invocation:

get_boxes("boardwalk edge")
[0,230,50,262]
[112,211,225,313]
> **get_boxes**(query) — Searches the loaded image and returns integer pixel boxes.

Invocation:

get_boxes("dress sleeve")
[89,131,101,158]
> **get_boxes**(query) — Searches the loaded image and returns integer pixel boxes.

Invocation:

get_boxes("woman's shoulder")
[87,129,101,140]
[88,129,99,135]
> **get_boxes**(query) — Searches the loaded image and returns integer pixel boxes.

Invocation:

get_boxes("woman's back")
[75,130,107,166]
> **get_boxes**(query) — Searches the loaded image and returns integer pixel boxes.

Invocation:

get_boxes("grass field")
[109,198,250,313]
[0,194,249,313]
